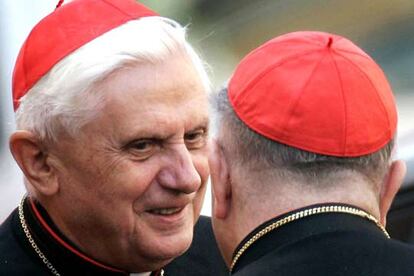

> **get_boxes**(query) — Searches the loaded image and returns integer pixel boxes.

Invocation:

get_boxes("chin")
[125,238,191,272]
[138,225,193,263]
[160,231,193,259]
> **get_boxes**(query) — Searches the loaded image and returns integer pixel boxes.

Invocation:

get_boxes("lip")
[144,204,191,229]
[148,207,183,216]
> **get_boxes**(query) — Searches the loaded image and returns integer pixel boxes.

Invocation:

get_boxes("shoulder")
[193,215,211,230]
[0,209,21,261]
[302,231,414,275]
[236,230,414,276]
[193,215,216,243]
[164,215,228,276]
[0,209,49,275]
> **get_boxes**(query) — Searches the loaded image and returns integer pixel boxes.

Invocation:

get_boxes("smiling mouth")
[147,207,183,216]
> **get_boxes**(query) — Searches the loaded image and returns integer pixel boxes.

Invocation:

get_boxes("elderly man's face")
[48,55,209,271]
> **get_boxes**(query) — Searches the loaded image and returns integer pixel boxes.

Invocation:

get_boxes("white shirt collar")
[130,272,151,276]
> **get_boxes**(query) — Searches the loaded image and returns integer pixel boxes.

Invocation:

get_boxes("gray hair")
[15,16,210,142]
[212,88,394,187]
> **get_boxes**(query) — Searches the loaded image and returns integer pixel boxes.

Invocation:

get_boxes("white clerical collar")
[130,272,151,276]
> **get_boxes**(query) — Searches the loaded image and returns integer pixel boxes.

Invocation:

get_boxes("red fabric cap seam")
[281,50,329,141]
[335,51,394,140]
[230,49,317,106]
[334,48,372,62]
[329,50,348,155]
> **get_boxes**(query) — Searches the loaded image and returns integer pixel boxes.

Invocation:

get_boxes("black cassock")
[0,197,227,276]
[231,204,414,276]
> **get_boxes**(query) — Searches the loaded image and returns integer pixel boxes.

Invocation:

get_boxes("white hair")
[15,16,210,142]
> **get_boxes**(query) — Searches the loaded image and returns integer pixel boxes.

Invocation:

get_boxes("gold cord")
[18,196,61,275]
[18,196,166,276]
[230,205,389,272]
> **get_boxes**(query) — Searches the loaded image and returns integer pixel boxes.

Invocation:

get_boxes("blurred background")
[1,0,414,222]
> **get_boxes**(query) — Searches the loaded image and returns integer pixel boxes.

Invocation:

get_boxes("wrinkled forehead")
[86,55,209,135]
[99,53,208,103]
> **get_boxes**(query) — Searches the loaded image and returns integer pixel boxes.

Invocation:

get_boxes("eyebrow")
[188,117,210,132]
[122,117,210,144]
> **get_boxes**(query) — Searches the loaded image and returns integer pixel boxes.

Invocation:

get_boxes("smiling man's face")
[47,54,210,272]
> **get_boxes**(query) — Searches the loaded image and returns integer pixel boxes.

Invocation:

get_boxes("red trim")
[29,199,126,273]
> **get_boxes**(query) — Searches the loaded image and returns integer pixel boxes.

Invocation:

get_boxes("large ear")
[209,139,232,219]
[9,131,59,196]
[379,160,406,226]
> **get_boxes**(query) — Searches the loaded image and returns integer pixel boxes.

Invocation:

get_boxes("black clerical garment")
[0,197,227,275]
[231,204,414,276]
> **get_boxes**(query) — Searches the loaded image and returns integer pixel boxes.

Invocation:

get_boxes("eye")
[127,139,159,160]
[132,140,153,150]
[184,129,207,149]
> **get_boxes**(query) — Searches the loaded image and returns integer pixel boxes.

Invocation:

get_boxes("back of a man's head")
[213,31,397,192]
[210,31,406,265]
[214,87,394,189]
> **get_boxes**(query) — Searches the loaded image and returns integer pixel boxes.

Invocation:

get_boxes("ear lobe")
[379,160,407,226]
[208,139,231,219]
[9,131,59,196]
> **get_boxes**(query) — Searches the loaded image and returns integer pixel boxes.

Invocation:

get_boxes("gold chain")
[230,205,389,272]
[18,196,166,276]
[18,196,61,276]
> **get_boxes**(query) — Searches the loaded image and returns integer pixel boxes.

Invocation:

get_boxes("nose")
[158,144,201,194]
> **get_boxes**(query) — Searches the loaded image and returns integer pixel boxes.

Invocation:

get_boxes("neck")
[230,203,389,273]
[221,181,380,266]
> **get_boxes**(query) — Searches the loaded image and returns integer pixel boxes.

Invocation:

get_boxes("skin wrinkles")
[40,55,209,272]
